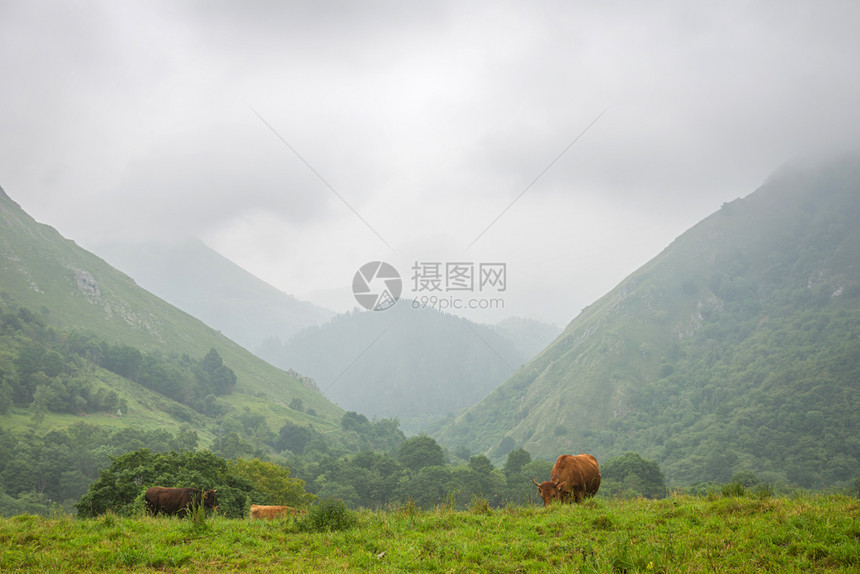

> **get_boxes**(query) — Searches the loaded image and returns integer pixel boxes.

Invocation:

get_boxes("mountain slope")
[0,187,343,438]
[258,302,526,434]
[94,238,334,354]
[434,156,860,488]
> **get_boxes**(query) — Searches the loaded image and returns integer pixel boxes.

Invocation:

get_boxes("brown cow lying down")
[145,487,218,517]
[532,454,601,506]
[249,504,304,519]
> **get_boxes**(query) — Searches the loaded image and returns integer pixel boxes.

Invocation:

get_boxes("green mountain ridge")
[434,156,860,488]
[93,240,559,437]
[0,186,343,440]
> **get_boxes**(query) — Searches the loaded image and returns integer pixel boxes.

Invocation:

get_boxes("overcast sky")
[3,1,859,325]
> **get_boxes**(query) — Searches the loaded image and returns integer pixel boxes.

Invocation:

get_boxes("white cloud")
[3,0,860,324]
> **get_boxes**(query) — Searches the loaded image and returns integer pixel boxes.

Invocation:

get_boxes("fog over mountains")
[6,2,860,327]
[0,186,345,439]
[93,238,561,435]
[435,156,860,488]
[70,155,860,490]
[258,303,560,434]
[2,154,859,499]
[95,238,335,353]
[3,1,860,521]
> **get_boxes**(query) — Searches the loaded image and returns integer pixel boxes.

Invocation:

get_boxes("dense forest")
[607,305,860,487]
[0,300,402,515]
[0,186,344,435]
[0,298,236,419]
[1,291,858,515]
[0,297,671,515]
[1,297,856,516]
[3,408,675,517]
[436,158,860,489]
[3,160,860,517]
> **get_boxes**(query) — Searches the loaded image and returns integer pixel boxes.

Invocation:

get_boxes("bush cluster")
[299,498,357,532]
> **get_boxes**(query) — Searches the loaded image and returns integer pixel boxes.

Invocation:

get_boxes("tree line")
[1,409,670,517]
[71,438,669,518]
[0,300,236,419]
[0,423,199,516]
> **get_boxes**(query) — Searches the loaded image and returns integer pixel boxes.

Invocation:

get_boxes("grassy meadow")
[1,494,858,572]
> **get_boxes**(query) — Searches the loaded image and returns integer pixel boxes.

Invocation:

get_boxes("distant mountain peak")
[92,238,335,353]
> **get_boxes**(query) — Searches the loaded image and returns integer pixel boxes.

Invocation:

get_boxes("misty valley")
[5,1,860,568]
[1,157,859,538]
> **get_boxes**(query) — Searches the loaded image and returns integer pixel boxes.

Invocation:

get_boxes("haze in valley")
[2,1,859,325]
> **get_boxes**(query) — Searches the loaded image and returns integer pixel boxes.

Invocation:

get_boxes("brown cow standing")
[532,454,600,506]
[248,504,304,520]
[144,487,218,517]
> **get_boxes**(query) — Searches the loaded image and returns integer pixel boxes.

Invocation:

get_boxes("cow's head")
[532,478,566,506]
[203,489,218,510]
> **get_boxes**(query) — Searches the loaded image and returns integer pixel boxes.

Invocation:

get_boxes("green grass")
[1,494,857,572]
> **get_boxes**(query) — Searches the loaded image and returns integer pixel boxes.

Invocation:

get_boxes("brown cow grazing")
[144,487,218,517]
[248,504,303,520]
[532,454,600,506]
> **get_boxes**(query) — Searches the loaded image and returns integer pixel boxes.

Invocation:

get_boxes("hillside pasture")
[1,494,857,572]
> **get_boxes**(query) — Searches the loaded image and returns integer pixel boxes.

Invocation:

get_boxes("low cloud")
[2,1,859,323]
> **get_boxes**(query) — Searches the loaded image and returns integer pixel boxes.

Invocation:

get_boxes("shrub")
[752,482,774,499]
[393,498,418,520]
[469,495,491,515]
[721,481,745,497]
[299,498,357,533]
[730,471,761,488]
